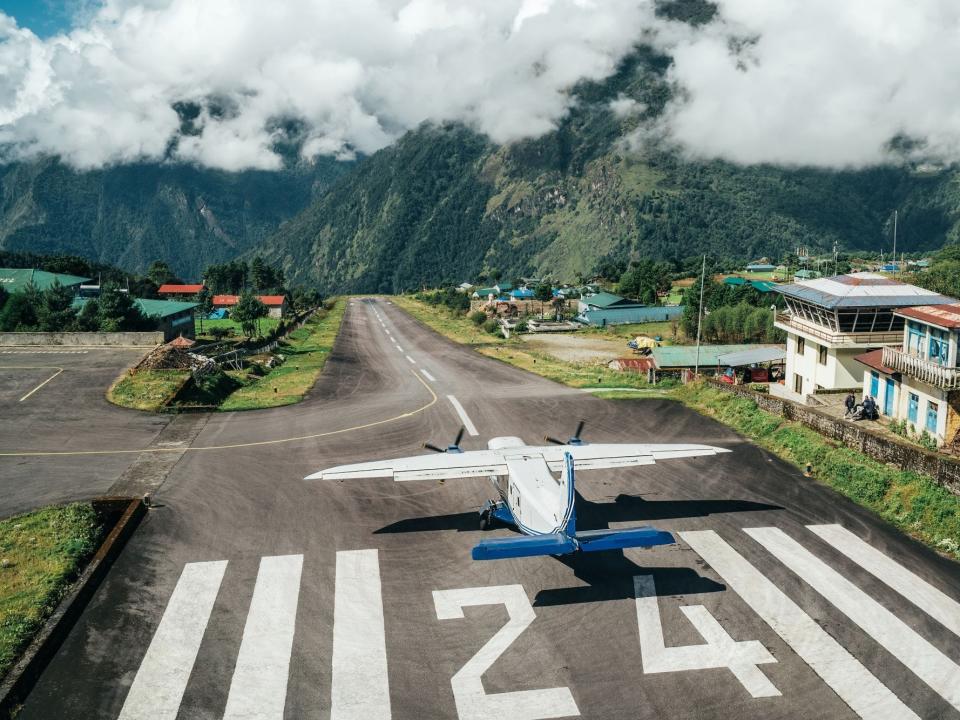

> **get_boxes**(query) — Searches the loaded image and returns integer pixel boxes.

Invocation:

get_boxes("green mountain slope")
[259,45,960,292]
[0,156,351,280]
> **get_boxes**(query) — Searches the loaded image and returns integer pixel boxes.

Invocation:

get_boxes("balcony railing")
[882,346,960,389]
[775,313,903,346]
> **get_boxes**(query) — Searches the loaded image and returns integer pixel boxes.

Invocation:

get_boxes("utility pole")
[892,210,898,271]
[694,254,706,378]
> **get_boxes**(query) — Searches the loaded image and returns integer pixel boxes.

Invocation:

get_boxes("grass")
[0,504,103,682]
[392,296,507,346]
[585,320,685,345]
[218,300,346,411]
[671,382,960,561]
[195,316,280,341]
[107,369,189,412]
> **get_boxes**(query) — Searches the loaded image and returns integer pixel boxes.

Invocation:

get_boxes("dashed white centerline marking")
[679,530,917,720]
[223,555,303,719]
[395,345,403,352]
[118,560,228,720]
[406,355,416,364]
[746,526,960,712]
[447,395,479,436]
[807,524,960,638]
[421,369,437,382]
[331,549,391,720]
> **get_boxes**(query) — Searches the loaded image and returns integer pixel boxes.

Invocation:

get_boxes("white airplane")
[305,423,730,560]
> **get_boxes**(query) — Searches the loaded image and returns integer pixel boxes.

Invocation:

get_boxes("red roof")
[896,303,960,329]
[212,294,286,306]
[258,295,286,306]
[158,284,204,294]
[168,335,196,348]
[854,349,896,374]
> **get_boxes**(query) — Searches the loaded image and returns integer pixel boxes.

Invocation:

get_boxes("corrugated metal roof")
[854,349,896,374]
[158,284,204,293]
[0,268,90,292]
[651,344,781,368]
[717,346,787,367]
[896,303,960,328]
[135,298,199,318]
[775,272,953,309]
[608,358,656,372]
[582,292,644,309]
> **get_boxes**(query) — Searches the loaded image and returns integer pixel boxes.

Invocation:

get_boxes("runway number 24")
[434,580,779,720]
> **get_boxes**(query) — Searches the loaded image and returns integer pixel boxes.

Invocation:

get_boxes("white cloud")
[0,0,655,170]
[648,0,960,167]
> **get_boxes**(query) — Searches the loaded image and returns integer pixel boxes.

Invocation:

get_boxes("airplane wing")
[510,443,731,472]
[305,449,507,482]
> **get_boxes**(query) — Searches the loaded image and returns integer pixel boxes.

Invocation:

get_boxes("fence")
[708,380,960,496]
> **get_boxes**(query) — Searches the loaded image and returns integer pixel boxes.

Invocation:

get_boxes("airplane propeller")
[545,419,587,446]
[423,426,466,454]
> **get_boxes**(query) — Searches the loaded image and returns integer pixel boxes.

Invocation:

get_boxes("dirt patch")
[519,333,627,363]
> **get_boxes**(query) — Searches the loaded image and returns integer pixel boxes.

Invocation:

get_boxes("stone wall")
[0,332,164,347]
[709,380,960,496]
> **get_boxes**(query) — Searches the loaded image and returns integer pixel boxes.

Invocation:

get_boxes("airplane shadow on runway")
[375,493,782,607]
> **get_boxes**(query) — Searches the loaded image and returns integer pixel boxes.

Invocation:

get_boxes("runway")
[8,298,960,719]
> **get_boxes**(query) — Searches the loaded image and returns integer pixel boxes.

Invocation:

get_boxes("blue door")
[870,371,879,398]
[884,378,894,415]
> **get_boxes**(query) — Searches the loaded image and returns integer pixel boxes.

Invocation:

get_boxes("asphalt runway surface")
[5,300,960,719]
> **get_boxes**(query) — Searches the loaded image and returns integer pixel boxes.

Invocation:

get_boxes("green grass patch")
[392,295,506,346]
[107,369,189,412]
[218,300,346,411]
[196,316,280,341]
[0,503,103,682]
[671,382,960,561]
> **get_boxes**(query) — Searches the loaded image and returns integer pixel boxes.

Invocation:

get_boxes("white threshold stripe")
[679,531,917,720]
[19,368,63,401]
[406,355,416,364]
[447,395,479,436]
[808,524,960,639]
[118,560,228,720]
[746,527,960,713]
[331,549,391,720]
[222,555,303,719]
[420,369,437,382]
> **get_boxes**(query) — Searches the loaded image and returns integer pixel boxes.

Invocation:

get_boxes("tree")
[195,287,213,333]
[98,285,149,331]
[75,298,100,331]
[0,285,7,313]
[0,291,39,331]
[232,292,268,338]
[37,281,79,331]
[534,282,553,318]
[146,260,177,287]
[251,257,269,292]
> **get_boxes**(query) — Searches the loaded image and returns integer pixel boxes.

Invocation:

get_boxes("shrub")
[469,310,487,325]
[482,318,500,335]
[917,430,938,452]
[515,319,529,332]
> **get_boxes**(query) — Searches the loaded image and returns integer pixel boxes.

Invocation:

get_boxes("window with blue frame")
[929,328,948,365]
[908,393,919,423]
[927,401,939,433]
[907,321,925,356]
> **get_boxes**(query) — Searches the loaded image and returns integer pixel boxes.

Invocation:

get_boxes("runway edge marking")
[446,395,479,436]
[679,530,919,720]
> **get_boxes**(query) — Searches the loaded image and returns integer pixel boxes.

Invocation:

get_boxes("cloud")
[648,0,960,167]
[0,0,655,170]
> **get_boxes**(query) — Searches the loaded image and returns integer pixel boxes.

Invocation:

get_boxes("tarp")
[717,346,786,367]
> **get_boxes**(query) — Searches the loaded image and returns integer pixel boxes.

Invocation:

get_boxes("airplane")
[305,422,730,561]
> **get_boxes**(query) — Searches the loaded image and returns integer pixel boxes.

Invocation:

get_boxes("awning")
[717,346,786,367]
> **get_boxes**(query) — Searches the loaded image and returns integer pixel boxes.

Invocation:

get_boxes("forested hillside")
[0,156,351,280]
[258,41,960,292]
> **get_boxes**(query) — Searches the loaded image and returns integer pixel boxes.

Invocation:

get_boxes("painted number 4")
[634,575,780,698]
[433,585,580,720]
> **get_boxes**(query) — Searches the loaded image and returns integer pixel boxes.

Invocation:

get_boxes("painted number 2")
[433,585,580,720]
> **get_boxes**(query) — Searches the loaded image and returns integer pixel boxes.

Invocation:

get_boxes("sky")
[2,1,960,172]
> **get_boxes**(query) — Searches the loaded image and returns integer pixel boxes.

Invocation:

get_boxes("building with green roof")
[0,268,91,294]
[577,291,683,326]
[73,297,197,340]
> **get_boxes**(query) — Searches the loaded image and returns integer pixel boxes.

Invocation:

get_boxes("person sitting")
[862,395,878,420]
[844,392,856,417]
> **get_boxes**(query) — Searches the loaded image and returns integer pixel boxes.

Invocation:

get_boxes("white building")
[856,303,960,446]
[773,273,951,403]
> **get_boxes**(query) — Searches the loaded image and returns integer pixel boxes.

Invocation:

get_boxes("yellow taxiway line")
[0,369,438,457]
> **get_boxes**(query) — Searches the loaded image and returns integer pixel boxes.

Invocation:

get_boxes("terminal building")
[772,273,951,404]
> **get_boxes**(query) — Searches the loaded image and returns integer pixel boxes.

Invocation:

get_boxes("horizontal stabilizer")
[576,526,674,553]
[472,533,576,561]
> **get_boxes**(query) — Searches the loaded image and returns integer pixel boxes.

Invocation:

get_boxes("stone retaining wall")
[709,380,960,496]
[0,331,163,347]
